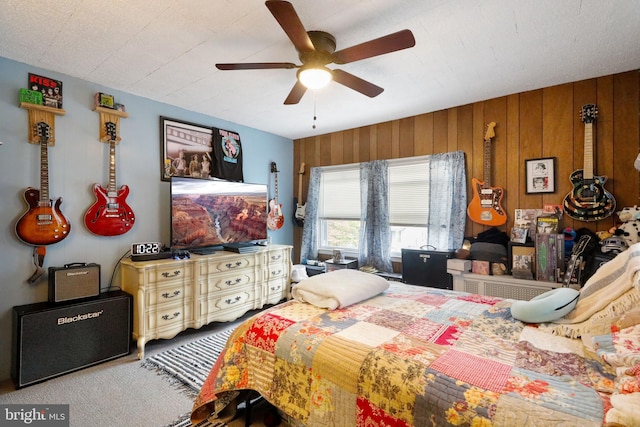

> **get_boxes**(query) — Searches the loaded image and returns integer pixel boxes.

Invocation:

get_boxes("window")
[316,157,447,257]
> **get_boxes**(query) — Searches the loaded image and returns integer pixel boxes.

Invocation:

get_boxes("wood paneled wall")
[292,71,640,263]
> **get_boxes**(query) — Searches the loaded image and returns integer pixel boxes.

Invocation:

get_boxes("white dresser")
[120,244,292,358]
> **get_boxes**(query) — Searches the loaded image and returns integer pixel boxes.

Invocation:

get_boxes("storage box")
[325,258,358,272]
[472,260,490,275]
[446,259,472,273]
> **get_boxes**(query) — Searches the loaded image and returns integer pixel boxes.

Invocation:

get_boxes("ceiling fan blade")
[332,69,384,98]
[216,62,297,70]
[265,0,315,53]
[332,29,416,64]
[284,80,307,105]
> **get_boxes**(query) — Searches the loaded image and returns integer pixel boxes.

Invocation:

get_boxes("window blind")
[388,162,430,226]
[319,168,360,219]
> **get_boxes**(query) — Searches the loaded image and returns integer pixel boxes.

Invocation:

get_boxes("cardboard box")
[472,260,490,275]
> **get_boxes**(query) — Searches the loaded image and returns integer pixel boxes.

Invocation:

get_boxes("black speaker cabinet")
[12,290,132,388]
[48,262,100,302]
[401,249,455,289]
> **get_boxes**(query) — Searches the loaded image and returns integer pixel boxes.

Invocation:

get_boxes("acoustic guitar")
[84,121,136,236]
[563,104,616,221]
[16,122,71,245]
[467,122,507,226]
[292,162,305,227]
[267,162,284,230]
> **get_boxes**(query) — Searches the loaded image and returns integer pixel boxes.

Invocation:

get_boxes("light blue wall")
[0,56,293,381]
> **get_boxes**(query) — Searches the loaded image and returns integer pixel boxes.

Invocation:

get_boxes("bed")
[191,246,640,426]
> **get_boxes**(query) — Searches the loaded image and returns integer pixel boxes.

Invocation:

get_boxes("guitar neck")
[583,122,594,181]
[482,138,492,187]
[39,134,50,204]
[297,172,303,201]
[108,140,117,194]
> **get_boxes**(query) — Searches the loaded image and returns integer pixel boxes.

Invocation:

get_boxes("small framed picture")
[511,227,528,244]
[508,242,536,278]
[525,157,556,194]
[97,92,115,109]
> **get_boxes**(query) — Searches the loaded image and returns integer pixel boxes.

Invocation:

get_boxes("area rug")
[141,328,235,427]
[142,327,235,395]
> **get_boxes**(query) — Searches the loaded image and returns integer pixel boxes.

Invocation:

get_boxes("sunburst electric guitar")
[563,104,616,221]
[84,121,135,236]
[467,122,507,226]
[16,122,71,245]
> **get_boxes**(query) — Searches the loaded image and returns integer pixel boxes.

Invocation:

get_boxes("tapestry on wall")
[211,127,243,182]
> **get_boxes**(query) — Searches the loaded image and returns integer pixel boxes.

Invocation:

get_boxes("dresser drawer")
[265,249,288,265]
[199,270,257,294]
[146,282,192,307]
[145,263,193,285]
[265,262,288,280]
[146,300,193,333]
[202,255,256,273]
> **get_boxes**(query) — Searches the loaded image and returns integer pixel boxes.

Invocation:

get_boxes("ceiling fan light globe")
[298,67,332,89]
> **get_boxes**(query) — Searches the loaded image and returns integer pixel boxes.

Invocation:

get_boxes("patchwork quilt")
[191,282,613,426]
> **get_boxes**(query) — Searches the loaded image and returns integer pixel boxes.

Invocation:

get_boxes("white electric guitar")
[293,162,305,226]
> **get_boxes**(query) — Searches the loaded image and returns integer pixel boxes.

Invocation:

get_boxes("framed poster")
[508,242,536,279]
[525,157,556,194]
[160,117,213,181]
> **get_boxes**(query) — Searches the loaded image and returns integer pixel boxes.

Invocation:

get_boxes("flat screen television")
[170,176,268,253]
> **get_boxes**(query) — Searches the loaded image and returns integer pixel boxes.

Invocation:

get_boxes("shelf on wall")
[93,106,128,143]
[20,102,66,145]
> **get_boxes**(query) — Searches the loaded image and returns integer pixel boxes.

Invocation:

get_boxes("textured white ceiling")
[1,0,639,140]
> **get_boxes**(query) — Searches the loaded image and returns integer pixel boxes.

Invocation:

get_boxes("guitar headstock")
[270,162,279,173]
[105,121,117,142]
[484,122,496,142]
[34,121,51,143]
[580,104,598,124]
[298,162,305,175]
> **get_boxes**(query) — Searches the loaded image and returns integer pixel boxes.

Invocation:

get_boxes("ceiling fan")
[215,0,416,105]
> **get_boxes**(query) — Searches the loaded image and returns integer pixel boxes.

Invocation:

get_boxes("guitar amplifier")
[12,290,132,388]
[48,263,100,303]
[401,249,455,289]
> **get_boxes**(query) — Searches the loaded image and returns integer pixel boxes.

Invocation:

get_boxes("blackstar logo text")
[57,310,103,325]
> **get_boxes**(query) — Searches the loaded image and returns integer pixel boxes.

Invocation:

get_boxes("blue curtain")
[424,151,467,251]
[299,166,322,263]
[359,160,392,271]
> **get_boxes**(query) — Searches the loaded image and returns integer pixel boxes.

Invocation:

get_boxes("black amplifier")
[48,262,100,303]
[12,290,132,388]
[401,249,455,289]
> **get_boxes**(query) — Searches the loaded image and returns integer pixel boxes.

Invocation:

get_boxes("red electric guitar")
[16,122,71,245]
[84,122,135,236]
[267,162,284,230]
[467,122,507,226]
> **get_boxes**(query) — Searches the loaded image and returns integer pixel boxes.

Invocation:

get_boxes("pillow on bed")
[291,269,390,310]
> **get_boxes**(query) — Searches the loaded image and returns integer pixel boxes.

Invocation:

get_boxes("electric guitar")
[563,104,616,221]
[293,162,305,227]
[84,121,135,236]
[467,122,507,226]
[562,234,594,287]
[267,161,284,230]
[16,122,71,245]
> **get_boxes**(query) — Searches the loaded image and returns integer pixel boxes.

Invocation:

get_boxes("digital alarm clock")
[131,242,163,256]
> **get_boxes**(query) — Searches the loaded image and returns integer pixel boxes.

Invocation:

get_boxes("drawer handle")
[225,278,242,286]
[270,255,282,261]
[161,312,180,321]
[271,269,282,275]
[162,270,181,278]
[225,296,241,305]
[270,285,281,292]
[162,290,181,299]
[225,261,242,269]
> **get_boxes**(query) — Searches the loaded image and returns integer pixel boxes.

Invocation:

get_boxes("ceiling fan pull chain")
[312,93,318,129]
